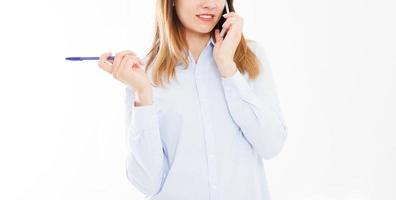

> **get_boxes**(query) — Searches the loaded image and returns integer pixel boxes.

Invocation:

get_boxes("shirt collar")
[208,35,215,47]
[176,35,215,66]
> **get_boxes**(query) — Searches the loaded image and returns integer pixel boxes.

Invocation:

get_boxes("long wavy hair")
[145,0,261,87]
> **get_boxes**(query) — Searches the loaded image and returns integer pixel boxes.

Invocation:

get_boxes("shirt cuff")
[221,69,253,97]
[127,103,159,140]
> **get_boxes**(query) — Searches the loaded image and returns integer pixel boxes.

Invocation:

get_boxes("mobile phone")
[219,0,230,38]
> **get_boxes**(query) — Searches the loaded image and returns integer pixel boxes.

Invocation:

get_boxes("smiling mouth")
[196,14,215,22]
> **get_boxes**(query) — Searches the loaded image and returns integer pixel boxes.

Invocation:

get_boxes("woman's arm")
[221,41,288,160]
[124,87,169,196]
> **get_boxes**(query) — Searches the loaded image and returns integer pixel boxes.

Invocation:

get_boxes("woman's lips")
[196,14,215,22]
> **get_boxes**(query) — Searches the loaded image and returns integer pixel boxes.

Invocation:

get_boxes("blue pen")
[65,56,114,61]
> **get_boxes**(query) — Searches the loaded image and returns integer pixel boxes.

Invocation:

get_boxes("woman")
[98,0,288,199]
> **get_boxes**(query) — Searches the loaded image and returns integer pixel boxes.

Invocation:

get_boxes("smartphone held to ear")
[219,1,230,38]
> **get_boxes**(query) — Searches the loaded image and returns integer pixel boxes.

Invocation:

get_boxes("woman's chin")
[196,27,215,34]
[185,26,214,36]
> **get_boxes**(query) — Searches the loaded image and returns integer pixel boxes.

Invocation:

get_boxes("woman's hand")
[98,50,151,93]
[213,11,243,77]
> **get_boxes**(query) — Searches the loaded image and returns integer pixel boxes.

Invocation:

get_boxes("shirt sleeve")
[124,86,169,196]
[220,41,288,160]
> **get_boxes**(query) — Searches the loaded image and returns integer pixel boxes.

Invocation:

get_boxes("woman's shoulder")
[246,39,270,71]
[245,39,274,84]
[246,39,268,58]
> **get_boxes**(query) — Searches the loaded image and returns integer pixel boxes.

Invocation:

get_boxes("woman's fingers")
[132,56,145,70]
[119,57,139,78]
[222,19,234,29]
[220,22,231,37]
[115,56,132,80]
[220,20,233,38]
[112,50,136,75]
[98,52,113,73]
[220,13,243,37]
[113,54,129,79]
[138,59,145,66]
[114,55,143,80]
[221,14,238,31]
[223,11,236,18]
[99,50,145,82]
[223,12,242,24]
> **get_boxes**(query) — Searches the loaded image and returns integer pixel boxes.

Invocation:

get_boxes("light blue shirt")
[124,36,288,200]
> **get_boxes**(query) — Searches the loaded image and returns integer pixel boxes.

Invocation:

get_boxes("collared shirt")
[124,36,288,200]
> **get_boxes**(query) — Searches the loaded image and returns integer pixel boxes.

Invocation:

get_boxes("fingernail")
[223,13,227,17]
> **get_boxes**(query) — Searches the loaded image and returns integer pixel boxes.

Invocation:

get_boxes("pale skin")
[98,0,244,106]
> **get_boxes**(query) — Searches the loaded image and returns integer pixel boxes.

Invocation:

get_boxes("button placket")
[194,60,218,200]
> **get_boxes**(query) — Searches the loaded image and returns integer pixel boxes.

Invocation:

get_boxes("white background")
[0,0,395,199]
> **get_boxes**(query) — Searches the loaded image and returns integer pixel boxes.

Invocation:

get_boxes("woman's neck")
[184,30,211,63]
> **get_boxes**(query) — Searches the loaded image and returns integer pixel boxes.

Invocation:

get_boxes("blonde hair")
[144,0,261,87]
